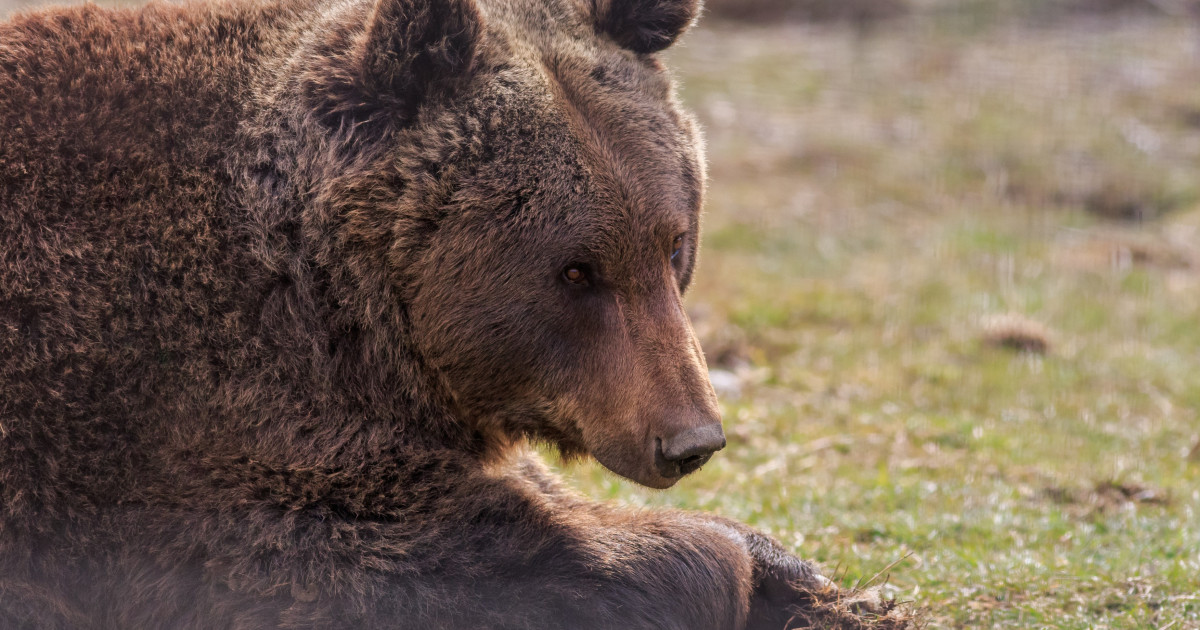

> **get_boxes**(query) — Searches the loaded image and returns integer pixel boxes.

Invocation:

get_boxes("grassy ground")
[4,0,1198,626]
[551,15,1200,629]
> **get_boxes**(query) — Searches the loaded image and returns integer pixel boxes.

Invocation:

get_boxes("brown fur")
[0,0,913,627]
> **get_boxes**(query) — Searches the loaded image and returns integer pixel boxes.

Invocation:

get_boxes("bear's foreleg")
[501,451,840,630]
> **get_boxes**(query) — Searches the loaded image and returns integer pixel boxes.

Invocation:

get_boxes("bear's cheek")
[426,320,548,409]
[408,274,573,414]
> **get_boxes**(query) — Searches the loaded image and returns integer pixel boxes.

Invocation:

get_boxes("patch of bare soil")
[981,313,1053,354]
[1041,480,1171,518]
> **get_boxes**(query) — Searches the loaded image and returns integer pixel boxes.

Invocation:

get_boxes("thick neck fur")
[194,0,502,471]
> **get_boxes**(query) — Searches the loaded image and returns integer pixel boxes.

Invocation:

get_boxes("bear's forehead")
[477,80,696,241]
[457,0,703,244]
[502,67,696,213]
[477,0,596,47]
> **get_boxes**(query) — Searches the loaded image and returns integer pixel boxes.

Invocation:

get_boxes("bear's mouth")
[653,437,713,479]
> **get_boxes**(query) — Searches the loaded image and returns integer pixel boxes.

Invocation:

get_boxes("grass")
[550,14,1200,629]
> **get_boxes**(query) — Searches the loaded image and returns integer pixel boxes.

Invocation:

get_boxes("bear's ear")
[591,0,701,54]
[360,0,481,93]
[348,0,482,119]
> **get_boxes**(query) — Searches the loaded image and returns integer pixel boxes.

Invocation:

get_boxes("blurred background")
[4,0,1199,626]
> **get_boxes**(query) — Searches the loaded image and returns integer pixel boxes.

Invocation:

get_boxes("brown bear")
[0,0,912,627]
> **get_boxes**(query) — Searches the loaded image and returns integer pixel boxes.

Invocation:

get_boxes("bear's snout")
[655,423,726,479]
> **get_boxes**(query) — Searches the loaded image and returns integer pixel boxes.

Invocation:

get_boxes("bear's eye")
[562,264,591,286]
[670,235,685,261]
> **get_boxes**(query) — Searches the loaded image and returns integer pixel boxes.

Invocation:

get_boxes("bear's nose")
[655,424,726,479]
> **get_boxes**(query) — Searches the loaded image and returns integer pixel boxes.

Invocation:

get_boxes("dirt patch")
[1042,480,1171,518]
[981,313,1053,354]
[1178,106,1200,129]
[1079,180,1189,222]
[1053,230,1198,274]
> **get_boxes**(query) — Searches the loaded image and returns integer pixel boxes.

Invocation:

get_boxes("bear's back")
[0,0,290,533]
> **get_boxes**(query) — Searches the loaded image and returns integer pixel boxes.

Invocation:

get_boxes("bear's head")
[299,0,720,488]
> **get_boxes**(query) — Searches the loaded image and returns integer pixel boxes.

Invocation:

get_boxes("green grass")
[552,15,1200,629]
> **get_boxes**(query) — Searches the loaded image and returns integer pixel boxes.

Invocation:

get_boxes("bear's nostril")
[674,452,711,476]
[654,424,726,479]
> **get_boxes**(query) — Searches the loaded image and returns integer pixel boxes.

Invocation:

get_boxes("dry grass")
[784,583,922,629]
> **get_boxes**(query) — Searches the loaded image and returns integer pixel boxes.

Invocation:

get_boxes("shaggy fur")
[0,0,913,627]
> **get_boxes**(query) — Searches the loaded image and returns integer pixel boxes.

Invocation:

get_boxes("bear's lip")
[635,463,685,490]
[590,444,686,490]
[586,425,722,489]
